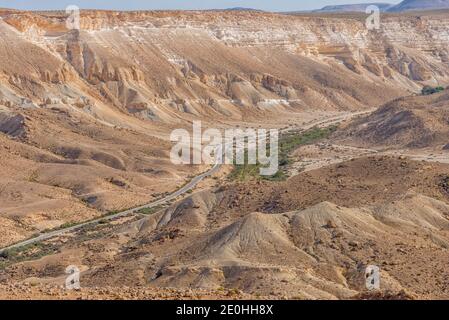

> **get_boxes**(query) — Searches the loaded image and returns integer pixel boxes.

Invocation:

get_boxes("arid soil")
[336,89,449,149]
[0,9,449,300]
[0,283,259,300]
[1,156,448,300]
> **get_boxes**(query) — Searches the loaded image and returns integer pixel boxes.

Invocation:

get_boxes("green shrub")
[421,86,444,95]
[137,206,163,215]
[230,125,337,181]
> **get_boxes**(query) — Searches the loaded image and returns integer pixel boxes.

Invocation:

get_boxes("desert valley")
[0,1,449,300]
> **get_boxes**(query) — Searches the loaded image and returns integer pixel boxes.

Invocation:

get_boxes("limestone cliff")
[0,10,448,124]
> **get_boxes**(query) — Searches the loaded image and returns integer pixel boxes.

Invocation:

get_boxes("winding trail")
[0,111,369,254]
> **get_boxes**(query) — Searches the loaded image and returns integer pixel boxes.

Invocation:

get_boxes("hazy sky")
[0,0,402,12]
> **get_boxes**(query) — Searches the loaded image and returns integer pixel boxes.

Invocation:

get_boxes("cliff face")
[0,10,449,124]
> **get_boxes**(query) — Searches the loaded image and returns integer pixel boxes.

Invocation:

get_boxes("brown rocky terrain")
[1,9,449,300]
[0,283,260,300]
[336,89,449,149]
[0,104,206,247]
[0,10,448,245]
[1,156,449,300]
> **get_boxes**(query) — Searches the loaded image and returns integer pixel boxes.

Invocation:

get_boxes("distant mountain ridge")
[312,0,449,13]
[225,7,262,11]
[388,0,449,12]
[313,3,394,13]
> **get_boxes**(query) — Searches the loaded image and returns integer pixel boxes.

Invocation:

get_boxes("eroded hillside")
[1,9,449,300]
[3,156,449,299]
[1,10,449,125]
[336,89,449,149]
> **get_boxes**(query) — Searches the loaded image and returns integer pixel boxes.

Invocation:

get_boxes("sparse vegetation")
[57,221,79,229]
[421,85,445,95]
[279,125,337,156]
[0,242,59,270]
[230,125,337,181]
[440,175,449,194]
[28,171,39,183]
[137,206,164,215]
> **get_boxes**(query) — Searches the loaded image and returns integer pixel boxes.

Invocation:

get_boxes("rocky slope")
[2,156,449,299]
[336,89,449,148]
[0,9,448,248]
[0,10,449,299]
[1,9,449,126]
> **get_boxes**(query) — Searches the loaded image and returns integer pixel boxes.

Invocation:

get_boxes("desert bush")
[421,86,444,95]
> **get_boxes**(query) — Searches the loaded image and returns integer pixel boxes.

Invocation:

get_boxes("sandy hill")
[3,156,449,299]
[0,9,449,300]
[336,89,449,149]
[7,192,449,299]
[1,9,449,248]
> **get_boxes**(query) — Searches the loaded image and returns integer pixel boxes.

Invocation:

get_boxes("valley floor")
[1,111,448,300]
